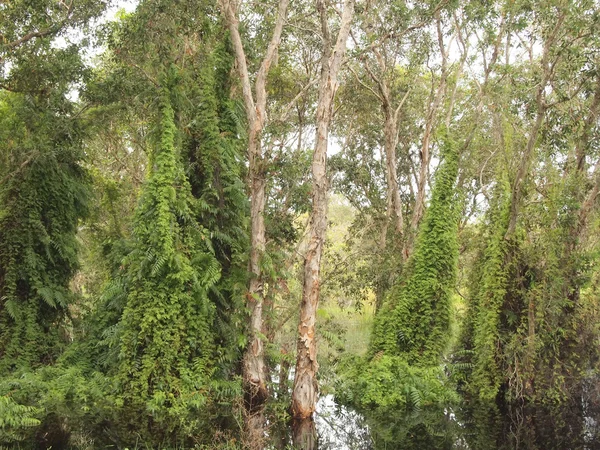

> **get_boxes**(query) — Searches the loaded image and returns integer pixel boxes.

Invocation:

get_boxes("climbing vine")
[0,92,90,373]
[371,130,459,366]
[112,85,222,438]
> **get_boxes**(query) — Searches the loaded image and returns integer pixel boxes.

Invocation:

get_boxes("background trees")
[1,0,600,447]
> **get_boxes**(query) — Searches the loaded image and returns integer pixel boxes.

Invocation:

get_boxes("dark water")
[279,394,600,450]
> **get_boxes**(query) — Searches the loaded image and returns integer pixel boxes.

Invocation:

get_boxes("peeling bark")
[220,0,290,413]
[243,409,266,450]
[291,0,355,420]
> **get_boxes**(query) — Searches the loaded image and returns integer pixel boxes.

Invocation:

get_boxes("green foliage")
[337,355,458,412]
[0,366,116,446]
[0,396,40,443]
[179,36,249,371]
[0,91,91,373]
[3,0,600,447]
[460,184,513,401]
[370,130,459,365]
[108,86,225,440]
[337,131,460,417]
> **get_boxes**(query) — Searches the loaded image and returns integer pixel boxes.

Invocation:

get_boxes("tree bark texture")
[383,106,404,236]
[291,0,355,420]
[220,0,289,410]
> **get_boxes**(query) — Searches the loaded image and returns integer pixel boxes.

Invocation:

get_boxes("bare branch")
[393,88,411,124]
[219,0,257,124]
[255,0,291,121]
[277,78,318,123]
[348,64,382,102]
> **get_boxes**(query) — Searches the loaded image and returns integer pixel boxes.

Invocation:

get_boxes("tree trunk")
[292,418,317,450]
[243,408,266,450]
[244,128,269,406]
[220,0,289,423]
[383,107,403,236]
[291,0,355,420]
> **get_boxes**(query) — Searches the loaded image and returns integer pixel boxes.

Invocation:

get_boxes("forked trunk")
[219,0,290,414]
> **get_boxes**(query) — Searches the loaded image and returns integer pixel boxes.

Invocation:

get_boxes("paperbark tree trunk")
[291,0,355,420]
[220,0,289,414]
[292,418,317,450]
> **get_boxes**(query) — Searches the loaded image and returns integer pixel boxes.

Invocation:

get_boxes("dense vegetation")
[1,0,600,448]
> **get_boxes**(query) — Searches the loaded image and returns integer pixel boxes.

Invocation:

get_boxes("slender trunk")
[379,147,390,250]
[244,128,268,406]
[291,0,355,419]
[505,11,565,239]
[220,0,289,427]
[505,104,544,238]
[524,293,535,396]
[361,48,409,249]
[383,107,403,236]
[409,17,449,239]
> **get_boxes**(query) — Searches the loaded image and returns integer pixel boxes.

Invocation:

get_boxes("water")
[268,365,600,449]
[293,395,600,450]
[315,395,370,449]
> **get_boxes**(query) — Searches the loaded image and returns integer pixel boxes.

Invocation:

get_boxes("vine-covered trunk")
[291,0,355,419]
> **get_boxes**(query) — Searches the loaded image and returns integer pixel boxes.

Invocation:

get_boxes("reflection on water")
[279,394,600,449]
[315,395,370,449]
[268,366,600,449]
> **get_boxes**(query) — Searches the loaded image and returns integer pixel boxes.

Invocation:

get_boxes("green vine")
[371,129,459,366]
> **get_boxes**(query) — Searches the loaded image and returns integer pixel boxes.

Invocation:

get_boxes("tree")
[220,0,290,415]
[371,130,459,365]
[0,91,91,373]
[111,83,222,440]
[291,0,355,420]
[0,0,104,373]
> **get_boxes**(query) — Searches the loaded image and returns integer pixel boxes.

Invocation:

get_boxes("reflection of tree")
[313,394,600,450]
[315,397,371,449]
[457,398,600,450]
[362,406,456,450]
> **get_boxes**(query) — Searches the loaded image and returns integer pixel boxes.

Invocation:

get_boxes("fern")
[0,396,40,443]
[371,129,460,366]
[0,91,91,373]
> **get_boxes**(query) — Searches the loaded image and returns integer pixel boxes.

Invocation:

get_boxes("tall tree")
[370,130,459,365]
[219,2,294,446]
[291,0,355,420]
[0,91,90,372]
[114,84,222,440]
[0,0,104,373]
